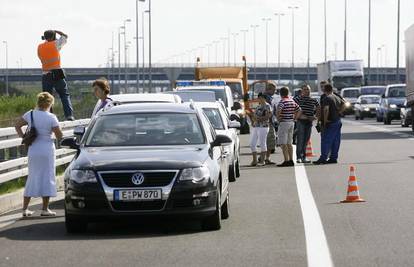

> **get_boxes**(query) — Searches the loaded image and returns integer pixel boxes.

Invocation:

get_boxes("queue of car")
[61,80,243,233]
[341,84,410,127]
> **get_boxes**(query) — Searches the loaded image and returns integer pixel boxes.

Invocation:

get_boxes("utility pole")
[275,13,285,84]
[396,0,401,83]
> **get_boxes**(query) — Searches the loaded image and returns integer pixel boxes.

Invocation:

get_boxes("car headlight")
[389,104,397,109]
[345,102,351,107]
[364,107,370,112]
[180,166,210,183]
[70,170,97,183]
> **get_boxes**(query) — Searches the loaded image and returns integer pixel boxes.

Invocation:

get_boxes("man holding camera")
[38,30,74,121]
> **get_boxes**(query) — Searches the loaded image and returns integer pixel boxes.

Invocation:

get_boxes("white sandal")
[40,209,56,217]
[22,209,34,217]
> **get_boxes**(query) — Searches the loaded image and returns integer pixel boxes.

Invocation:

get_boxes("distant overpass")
[0,66,406,85]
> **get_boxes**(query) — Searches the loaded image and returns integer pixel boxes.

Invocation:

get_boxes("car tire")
[228,161,236,182]
[221,190,230,220]
[355,115,359,120]
[202,186,221,231]
[235,158,240,178]
[360,116,364,120]
[65,212,88,234]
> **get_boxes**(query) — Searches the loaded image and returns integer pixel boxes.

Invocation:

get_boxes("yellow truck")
[195,57,250,134]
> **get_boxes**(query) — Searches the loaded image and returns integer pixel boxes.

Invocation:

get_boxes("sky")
[1,0,414,68]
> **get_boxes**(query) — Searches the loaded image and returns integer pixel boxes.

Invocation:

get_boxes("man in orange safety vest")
[38,30,74,121]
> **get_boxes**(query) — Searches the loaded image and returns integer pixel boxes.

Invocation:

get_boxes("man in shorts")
[276,87,301,167]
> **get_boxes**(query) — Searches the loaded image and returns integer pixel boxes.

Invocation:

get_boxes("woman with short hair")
[91,78,112,116]
[15,92,63,217]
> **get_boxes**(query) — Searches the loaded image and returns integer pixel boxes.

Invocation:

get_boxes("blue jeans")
[296,120,313,160]
[42,74,74,118]
[320,120,342,161]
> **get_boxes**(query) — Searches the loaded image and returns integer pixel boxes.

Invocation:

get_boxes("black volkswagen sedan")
[61,103,232,233]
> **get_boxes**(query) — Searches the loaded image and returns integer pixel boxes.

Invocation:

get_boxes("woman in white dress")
[15,92,63,217]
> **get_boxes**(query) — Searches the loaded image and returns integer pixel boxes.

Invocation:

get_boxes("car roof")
[194,102,222,109]
[386,84,406,88]
[110,93,180,103]
[342,87,360,91]
[165,90,216,102]
[176,86,230,91]
[100,103,197,115]
[359,94,380,98]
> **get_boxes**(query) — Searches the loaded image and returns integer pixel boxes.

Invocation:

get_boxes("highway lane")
[0,117,413,267]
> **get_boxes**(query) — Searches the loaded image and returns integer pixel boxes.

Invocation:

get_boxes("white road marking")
[293,150,334,267]
[343,120,413,139]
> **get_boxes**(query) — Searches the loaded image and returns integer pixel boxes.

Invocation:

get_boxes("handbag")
[21,111,37,147]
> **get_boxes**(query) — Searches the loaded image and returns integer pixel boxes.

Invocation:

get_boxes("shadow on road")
[0,200,214,241]
[341,132,408,140]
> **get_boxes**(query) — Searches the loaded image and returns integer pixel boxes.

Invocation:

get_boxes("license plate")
[114,189,162,201]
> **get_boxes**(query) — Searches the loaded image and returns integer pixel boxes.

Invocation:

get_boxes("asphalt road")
[0,117,413,267]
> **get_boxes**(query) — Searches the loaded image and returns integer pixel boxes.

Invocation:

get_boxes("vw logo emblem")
[131,172,145,185]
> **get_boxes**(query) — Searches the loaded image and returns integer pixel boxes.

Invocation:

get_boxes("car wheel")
[65,211,87,234]
[360,116,364,120]
[221,190,230,220]
[355,115,359,120]
[228,161,236,182]
[235,158,240,178]
[202,186,221,231]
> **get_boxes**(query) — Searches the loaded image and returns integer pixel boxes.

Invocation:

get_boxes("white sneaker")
[40,209,56,217]
[22,209,34,217]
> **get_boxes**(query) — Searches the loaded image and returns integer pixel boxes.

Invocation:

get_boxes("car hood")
[345,97,358,104]
[387,97,405,105]
[360,103,379,109]
[74,145,209,171]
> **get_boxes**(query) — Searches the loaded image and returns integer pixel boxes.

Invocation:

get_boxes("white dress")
[23,110,59,197]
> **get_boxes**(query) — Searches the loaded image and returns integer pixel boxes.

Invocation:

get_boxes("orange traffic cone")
[341,166,365,203]
[305,140,316,158]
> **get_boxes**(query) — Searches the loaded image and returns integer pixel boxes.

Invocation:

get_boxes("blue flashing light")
[208,80,226,86]
[176,81,193,87]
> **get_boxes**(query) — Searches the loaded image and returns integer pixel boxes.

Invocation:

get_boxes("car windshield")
[203,108,225,130]
[85,113,205,146]
[343,90,359,98]
[190,89,228,106]
[360,87,386,95]
[332,76,364,90]
[388,87,406,97]
[226,82,243,100]
[360,97,380,104]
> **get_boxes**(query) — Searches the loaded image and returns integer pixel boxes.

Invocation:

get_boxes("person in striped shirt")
[294,84,320,163]
[276,87,301,167]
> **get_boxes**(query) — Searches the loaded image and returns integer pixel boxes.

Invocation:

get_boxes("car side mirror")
[228,121,241,129]
[231,102,242,111]
[61,137,79,150]
[74,126,86,136]
[212,134,232,147]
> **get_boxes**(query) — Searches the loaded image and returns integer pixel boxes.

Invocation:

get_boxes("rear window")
[388,87,406,97]
[190,89,228,106]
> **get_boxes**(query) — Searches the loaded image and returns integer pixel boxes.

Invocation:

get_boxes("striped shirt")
[294,96,319,117]
[277,97,301,122]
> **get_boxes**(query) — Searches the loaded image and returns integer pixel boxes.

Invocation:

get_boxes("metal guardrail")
[0,119,90,185]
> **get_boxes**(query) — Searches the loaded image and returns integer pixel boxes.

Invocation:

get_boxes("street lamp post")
[307,0,311,83]
[275,13,285,84]
[377,47,382,84]
[142,10,149,92]
[124,19,131,92]
[251,25,259,80]
[396,0,401,83]
[240,29,248,57]
[136,0,146,92]
[263,18,271,80]
[232,33,239,66]
[367,0,371,85]
[2,41,8,96]
[118,26,124,94]
[324,0,327,62]
[148,0,153,92]
[288,6,299,89]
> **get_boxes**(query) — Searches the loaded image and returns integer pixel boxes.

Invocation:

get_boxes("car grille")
[111,200,166,211]
[100,172,177,188]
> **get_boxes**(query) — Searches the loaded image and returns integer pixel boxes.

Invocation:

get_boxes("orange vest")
[38,41,61,71]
